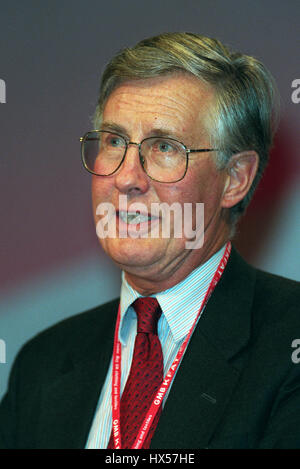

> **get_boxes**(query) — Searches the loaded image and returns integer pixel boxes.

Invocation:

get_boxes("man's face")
[92,73,229,293]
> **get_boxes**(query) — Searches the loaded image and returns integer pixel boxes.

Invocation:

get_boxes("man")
[0,32,300,449]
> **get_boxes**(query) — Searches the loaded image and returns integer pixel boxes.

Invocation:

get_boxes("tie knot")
[133,297,162,335]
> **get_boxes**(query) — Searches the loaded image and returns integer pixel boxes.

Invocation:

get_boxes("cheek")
[91,178,99,209]
[158,173,205,204]
[172,168,225,212]
[92,176,111,201]
[91,178,109,221]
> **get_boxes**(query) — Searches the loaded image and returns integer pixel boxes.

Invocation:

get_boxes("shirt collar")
[119,244,227,345]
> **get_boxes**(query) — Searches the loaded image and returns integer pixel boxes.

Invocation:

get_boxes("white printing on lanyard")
[111,241,232,449]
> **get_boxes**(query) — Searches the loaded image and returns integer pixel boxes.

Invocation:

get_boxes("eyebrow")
[100,121,182,141]
[100,121,127,135]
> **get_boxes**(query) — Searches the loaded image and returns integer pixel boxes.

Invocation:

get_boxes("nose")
[114,142,150,195]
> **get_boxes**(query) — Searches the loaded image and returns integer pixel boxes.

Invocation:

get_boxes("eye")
[101,132,125,149]
[152,139,176,154]
[158,141,173,152]
[107,134,124,147]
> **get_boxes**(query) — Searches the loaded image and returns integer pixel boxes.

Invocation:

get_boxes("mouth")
[118,210,154,224]
[116,209,160,236]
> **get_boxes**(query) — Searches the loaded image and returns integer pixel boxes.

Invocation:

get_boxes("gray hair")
[94,32,280,226]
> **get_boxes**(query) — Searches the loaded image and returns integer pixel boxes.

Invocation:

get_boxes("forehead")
[102,73,215,141]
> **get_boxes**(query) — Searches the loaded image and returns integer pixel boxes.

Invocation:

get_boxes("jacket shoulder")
[255,268,300,301]
[12,298,119,377]
[253,267,300,322]
[231,246,300,308]
[229,247,300,329]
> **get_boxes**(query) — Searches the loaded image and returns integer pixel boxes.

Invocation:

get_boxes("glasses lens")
[141,137,187,182]
[82,131,126,175]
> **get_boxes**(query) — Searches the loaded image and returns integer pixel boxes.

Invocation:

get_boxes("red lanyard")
[111,242,231,449]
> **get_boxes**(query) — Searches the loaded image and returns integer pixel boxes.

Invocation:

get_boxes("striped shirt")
[85,244,226,448]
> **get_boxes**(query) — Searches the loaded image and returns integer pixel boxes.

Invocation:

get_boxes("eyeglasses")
[80,130,217,183]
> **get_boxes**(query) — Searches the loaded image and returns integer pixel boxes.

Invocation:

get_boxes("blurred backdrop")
[0,0,299,399]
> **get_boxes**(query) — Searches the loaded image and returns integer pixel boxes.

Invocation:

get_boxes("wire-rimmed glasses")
[80,130,217,183]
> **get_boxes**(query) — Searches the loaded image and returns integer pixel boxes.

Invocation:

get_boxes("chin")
[100,237,168,269]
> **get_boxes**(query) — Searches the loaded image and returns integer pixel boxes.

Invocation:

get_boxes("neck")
[124,231,229,296]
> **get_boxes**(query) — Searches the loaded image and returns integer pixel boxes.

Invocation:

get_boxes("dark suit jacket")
[1,248,300,449]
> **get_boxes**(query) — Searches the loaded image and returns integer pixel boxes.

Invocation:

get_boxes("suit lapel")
[36,301,118,449]
[151,248,256,448]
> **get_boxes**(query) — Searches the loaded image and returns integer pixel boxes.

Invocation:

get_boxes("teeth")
[119,211,150,224]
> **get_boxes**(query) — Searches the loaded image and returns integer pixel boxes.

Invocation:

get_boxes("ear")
[221,151,259,209]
